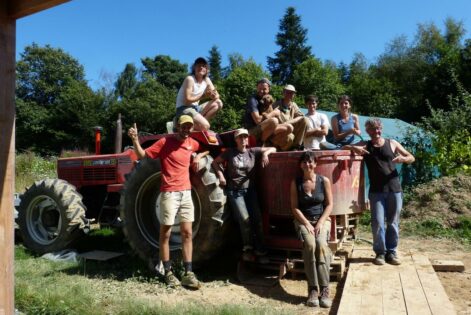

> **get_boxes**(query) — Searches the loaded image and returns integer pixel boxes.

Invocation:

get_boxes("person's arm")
[260,147,277,168]
[342,141,369,155]
[183,76,204,105]
[391,139,415,164]
[352,114,361,136]
[314,176,333,236]
[305,117,329,137]
[128,123,146,159]
[211,154,227,187]
[290,179,315,235]
[204,78,220,100]
[261,108,281,121]
[192,150,209,172]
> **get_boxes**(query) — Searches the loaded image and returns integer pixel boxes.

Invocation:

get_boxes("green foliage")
[402,81,471,184]
[267,7,312,85]
[15,152,56,192]
[141,55,188,91]
[115,63,138,99]
[292,57,344,110]
[16,44,107,155]
[208,45,223,83]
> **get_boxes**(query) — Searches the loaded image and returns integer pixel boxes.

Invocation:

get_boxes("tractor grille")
[83,167,116,181]
[60,169,81,182]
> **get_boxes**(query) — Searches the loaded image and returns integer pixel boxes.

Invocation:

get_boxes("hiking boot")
[181,271,201,289]
[319,286,332,308]
[386,253,401,265]
[373,254,386,265]
[306,287,319,307]
[164,270,181,288]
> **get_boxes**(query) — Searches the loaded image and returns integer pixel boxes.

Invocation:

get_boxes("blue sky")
[16,0,471,90]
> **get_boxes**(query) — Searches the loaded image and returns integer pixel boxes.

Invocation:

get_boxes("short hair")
[300,150,317,164]
[305,95,318,103]
[337,95,352,106]
[365,118,382,130]
[257,78,271,86]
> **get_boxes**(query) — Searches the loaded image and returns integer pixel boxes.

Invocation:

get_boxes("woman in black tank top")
[289,151,334,308]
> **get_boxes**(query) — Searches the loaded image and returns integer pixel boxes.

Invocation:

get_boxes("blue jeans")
[226,187,264,252]
[369,192,402,255]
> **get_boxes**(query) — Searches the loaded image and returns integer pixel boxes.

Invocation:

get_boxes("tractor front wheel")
[17,179,86,254]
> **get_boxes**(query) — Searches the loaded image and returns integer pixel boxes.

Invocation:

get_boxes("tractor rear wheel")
[17,179,86,254]
[121,155,228,267]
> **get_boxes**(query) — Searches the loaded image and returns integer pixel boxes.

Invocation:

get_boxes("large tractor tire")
[18,179,86,254]
[121,155,228,267]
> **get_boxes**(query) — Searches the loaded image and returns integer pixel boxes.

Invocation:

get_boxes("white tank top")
[175,75,208,108]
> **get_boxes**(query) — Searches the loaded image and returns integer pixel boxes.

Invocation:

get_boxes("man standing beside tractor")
[343,118,415,266]
[128,115,207,289]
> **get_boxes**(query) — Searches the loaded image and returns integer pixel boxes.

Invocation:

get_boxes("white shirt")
[304,112,330,150]
[175,75,209,108]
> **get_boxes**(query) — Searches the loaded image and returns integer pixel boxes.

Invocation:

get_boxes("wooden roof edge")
[8,0,70,19]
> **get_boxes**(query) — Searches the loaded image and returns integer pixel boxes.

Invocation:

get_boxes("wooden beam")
[0,5,16,315]
[8,0,70,19]
[431,260,465,272]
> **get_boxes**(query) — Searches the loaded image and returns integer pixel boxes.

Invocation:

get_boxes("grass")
[15,151,56,193]
[15,229,289,315]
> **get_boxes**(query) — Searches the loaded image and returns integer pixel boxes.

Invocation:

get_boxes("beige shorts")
[159,190,194,225]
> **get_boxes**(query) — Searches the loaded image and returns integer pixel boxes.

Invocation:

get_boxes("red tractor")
[17,122,365,269]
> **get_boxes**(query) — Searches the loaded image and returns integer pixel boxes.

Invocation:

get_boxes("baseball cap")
[234,128,249,139]
[193,57,208,65]
[178,115,194,126]
[284,84,296,92]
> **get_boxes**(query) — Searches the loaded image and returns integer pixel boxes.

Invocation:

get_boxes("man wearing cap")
[273,84,309,150]
[243,78,292,146]
[128,115,208,289]
[212,128,276,262]
[175,57,223,131]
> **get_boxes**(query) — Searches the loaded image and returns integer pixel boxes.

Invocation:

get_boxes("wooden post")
[0,3,16,314]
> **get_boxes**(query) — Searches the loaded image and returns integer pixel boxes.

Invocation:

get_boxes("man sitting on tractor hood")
[128,115,208,289]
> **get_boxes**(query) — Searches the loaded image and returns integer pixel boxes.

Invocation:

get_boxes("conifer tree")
[267,7,312,85]
[208,45,223,83]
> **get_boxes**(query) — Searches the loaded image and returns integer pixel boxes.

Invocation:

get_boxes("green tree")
[16,44,105,154]
[115,63,138,99]
[208,45,223,83]
[141,55,187,91]
[267,7,312,85]
[214,59,268,131]
[292,57,344,110]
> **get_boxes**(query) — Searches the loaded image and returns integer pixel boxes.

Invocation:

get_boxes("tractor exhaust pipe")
[115,113,122,154]
[93,126,103,155]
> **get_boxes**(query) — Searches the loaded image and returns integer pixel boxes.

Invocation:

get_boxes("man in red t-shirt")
[128,115,208,289]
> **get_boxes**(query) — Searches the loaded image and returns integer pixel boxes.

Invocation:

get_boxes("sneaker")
[164,270,181,287]
[373,254,386,265]
[306,287,319,307]
[181,271,201,289]
[319,286,332,308]
[386,253,401,265]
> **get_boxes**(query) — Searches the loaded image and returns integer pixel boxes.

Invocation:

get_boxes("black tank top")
[296,175,325,219]
[364,139,402,193]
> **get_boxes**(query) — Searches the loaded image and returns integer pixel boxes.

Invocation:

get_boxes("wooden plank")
[383,270,407,315]
[412,255,457,315]
[7,0,70,19]
[356,263,384,315]
[400,264,432,315]
[0,9,16,315]
[337,263,363,315]
[431,260,465,272]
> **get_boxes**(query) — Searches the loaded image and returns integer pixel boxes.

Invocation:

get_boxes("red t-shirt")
[145,135,200,192]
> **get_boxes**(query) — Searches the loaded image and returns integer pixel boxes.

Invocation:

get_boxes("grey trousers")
[295,219,332,288]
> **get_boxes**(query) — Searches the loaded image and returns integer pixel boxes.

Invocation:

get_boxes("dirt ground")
[132,236,470,315]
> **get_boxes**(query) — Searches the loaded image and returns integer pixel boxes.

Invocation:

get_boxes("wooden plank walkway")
[337,248,456,315]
